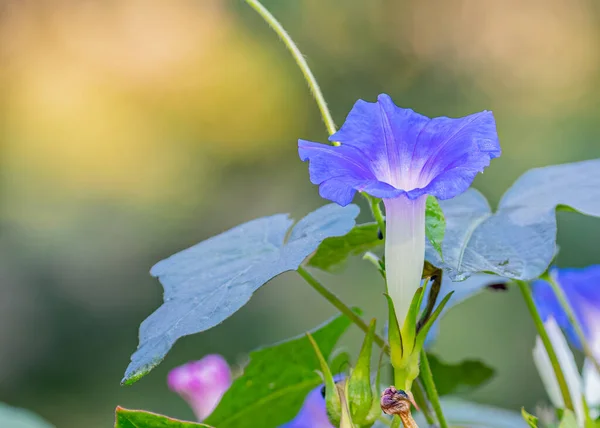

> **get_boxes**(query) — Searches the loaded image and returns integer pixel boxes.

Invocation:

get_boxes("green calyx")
[347,319,378,426]
[385,287,454,391]
[307,333,342,425]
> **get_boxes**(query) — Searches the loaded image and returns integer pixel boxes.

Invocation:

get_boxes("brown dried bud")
[380,386,412,415]
[380,386,420,428]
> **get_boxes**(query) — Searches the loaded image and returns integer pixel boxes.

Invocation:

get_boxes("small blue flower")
[533,266,600,351]
[299,94,500,323]
[279,379,343,428]
[533,266,600,411]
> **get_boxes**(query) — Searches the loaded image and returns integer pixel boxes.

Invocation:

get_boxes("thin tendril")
[244,0,338,140]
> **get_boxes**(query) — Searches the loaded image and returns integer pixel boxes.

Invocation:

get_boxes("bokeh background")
[2,0,600,426]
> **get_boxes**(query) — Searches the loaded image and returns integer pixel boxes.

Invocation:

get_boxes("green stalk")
[516,280,574,411]
[542,272,600,374]
[297,266,386,351]
[420,350,448,428]
[297,266,436,424]
[244,0,338,138]
[368,196,386,238]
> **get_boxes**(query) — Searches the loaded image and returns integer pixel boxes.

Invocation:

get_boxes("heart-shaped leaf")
[205,313,353,428]
[115,407,212,427]
[123,204,359,384]
[426,159,600,281]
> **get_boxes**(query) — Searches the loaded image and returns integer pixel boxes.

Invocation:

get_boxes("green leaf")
[122,203,359,384]
[205,313,353,428]
[308,223,380,272]
[115,407,212,427]
[426,196,446,257]
[426,353,495,396]
[521,407,539,428]
[559,410,578,428]
[0,403,53,428]
[426,160,600,281]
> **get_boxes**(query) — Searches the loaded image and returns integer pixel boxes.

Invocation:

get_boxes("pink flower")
[167,354,232,422]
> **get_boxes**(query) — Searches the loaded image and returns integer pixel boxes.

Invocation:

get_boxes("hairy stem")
[244,0,337,138]
[516,280,574,411]
[543,272,600,374]
[420,350,448,428]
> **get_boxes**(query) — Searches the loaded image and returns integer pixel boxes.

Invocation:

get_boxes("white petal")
[384,195,427,325]
[532,318,584,426]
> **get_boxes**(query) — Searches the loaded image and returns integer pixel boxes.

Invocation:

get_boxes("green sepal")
[521,407,538,428]
[401,287,425,356]
[359,350,386,428]
[347,319,376,424]
[415,291,454,352]
[307,333,341,426]
[338,380,357,428]
[384,294,403,366]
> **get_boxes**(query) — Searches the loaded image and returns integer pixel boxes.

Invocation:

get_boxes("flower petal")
[299,139,404,204]
[279,378,344,428]
[533,266,600,351]
[532,318,584,424]
[299,94,499,205]
[329,95,430,187]
[167,355,232,422]
[415,111,500,200]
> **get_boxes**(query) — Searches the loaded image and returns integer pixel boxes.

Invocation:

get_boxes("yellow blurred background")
[2,1,600,426]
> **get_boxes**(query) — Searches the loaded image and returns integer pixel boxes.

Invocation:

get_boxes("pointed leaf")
[205,314,353,428]
[115,407,212,427]
[123,203,359,384]
[426,196,446,257]
[426,353,495,396]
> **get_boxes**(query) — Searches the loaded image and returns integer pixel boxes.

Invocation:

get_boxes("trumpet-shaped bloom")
[168,355,232,422]
[533,266,600,413]
[299,94,500,323]
[532,318,585,424]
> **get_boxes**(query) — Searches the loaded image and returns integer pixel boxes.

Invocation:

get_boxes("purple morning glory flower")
[168,354,232,422]
[533,266,600,409]
[299,94,500,322]
[279,383,334,428]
